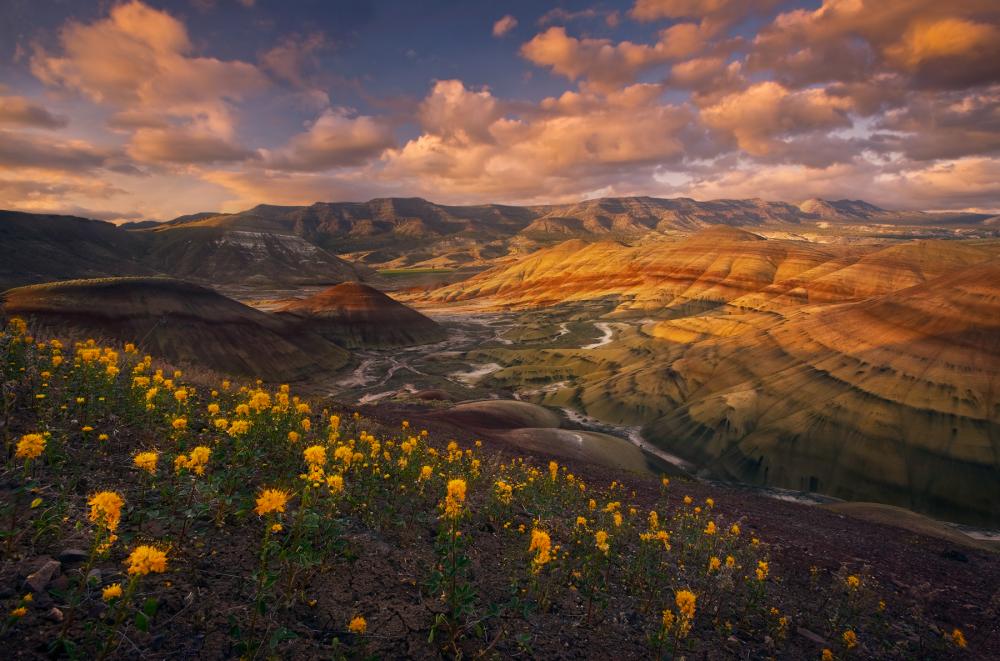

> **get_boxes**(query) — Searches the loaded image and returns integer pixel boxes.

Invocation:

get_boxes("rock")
[86,568,102,586]
[24,559,61,593]
[46,607,64,623]
[797,627,830,647]
[50,574,69,591]
[58,548,88,564]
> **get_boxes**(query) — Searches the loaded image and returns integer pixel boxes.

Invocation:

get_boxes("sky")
[1,0,998,221]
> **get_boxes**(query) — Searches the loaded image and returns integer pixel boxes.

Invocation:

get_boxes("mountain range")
[4,195,994,290]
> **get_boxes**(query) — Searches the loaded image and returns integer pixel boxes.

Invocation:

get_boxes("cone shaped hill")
[276,282,446,348]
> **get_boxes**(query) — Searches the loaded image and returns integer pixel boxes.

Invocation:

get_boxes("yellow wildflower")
[704,521,717,535]
[846,575,860,590]
[842,630,857,649]
[708,556,721,573]
[126,545,168,576]
[419,465,433,481]
[255,488,290,516]
[287,430,300,443]
[951,628,966,648]
[171,417,187,431]
[15,433,46,460]
[529,529,552,570]
[326,474,344,495]
[821,650,834,661]
[102,583,123,601]
[443,478,466,519]
[756,560,769,581]
[10,606,27,618]
[549,460,558,481]
[494,480,513,504]
[88,491,124,532]
[595,530,609,555]
[303,445,326,467]
[348,615,367,634]
[133,451,158,475]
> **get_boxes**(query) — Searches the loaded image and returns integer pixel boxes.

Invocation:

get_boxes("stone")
[24,560,61,593]
[57,548,88,564]
[46,607,64,623]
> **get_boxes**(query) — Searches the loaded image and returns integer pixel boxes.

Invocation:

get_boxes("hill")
[1,277,349,380]
[277,282,446,348]
[0,318,995,659]
[0,211,156,290]
[438,234,1000,524]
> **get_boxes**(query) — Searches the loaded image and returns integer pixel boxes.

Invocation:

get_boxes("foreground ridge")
[0,319,991,659]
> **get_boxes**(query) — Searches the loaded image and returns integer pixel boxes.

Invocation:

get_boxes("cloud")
[31,1,268,133]
[202,168,388,209]
[750,1,1000,90]
[0,129,124,172]
[699,81,854,155]
[261,32,331,90]
[418,80,502,143]
[521,24,709,90]
[492,15,518,38]
[383,80,696,202]
[869,87,1000,161]
[631,0,781,32]
[127,126,257,164]
[262,108,395,171]
[0,95,67,129]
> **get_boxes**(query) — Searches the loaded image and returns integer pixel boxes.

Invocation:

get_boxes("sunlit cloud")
[0,0,996,218]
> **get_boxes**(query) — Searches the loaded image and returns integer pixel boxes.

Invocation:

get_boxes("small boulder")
[58,548,88,564]
[24,559,61,594]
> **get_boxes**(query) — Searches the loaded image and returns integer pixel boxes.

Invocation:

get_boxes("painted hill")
[425,229,999,314]
[446,233,1000,523]
[644,261,1000,524]
[1,277,349,380]
[277,282,446,348]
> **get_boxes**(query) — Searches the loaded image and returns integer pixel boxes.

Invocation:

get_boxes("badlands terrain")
[2,196,999,529]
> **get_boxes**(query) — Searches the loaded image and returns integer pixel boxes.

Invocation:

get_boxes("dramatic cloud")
[2,0,998,217]
[492,15,518,38]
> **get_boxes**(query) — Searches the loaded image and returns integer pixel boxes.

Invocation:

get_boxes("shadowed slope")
[2,277,349,381]
[0,211,155,289]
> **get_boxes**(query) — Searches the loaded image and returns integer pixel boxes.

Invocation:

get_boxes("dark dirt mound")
[2,277,349,381]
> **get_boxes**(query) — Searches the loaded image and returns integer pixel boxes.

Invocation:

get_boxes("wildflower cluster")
[0,319,972,659]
